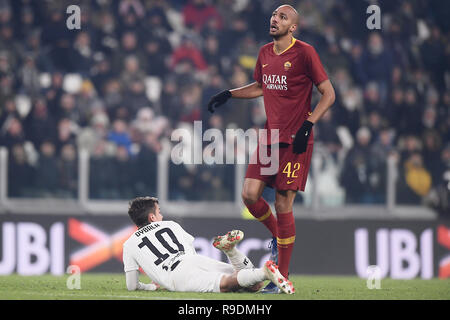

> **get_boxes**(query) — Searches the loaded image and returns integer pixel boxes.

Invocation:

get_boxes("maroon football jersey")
[253,37,328,144]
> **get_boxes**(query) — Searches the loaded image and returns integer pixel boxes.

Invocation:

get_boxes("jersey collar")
[273,37,297,55]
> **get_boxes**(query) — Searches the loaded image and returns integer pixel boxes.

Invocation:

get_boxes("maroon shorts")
[245,143,313,191]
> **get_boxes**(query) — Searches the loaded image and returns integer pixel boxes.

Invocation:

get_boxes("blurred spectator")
[69,31,94,74]
[113,31,146,73]
[396,87,422,137]
[95,10,119,56]
[179,82,202,123]
[222,65,253,129]
[422,129,442,186]
[0,97,20,129]
[420,25,446,91]
[160,77,181,125]
[1,117,25,149]
[337,86,363,135]
[41,9,73,71]
[360,33,394,103]
[425,145,450,215]
[171,34,208,72]
[45,71,65,114]
[55,118,77,152]
[21,29,53,72]
[113,145,135,199]
[17,53,40,97]
[108,119,132,154]
[0,23,19,67]
[118,0,145,20]
[322,43,349,74]
[314,109,342,160]
[77,111,109,154]
[8,143,34,197]
[397,152,432,205]
[340,127,378,203]
[91,55,114,94]
[366,111,384,144]
[102,78,124,119]
[219,15,248,57]
[58,143,78,197]
[145,3,173,35]
[182,0,223,33]
[134,132,160,196]
[34,141,59,197]
[363,82,381,114]
[58,93,80,123]
[386,86,404,127]
[202,34,222,74]
[143,36,170,77]
[76,79,102,126]
[371,127,396,164]
[89,139,117,199]
[24,98,57,149]
[120,54,146,92]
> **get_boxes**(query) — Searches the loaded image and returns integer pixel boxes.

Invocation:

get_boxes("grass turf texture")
[0,274,449,300]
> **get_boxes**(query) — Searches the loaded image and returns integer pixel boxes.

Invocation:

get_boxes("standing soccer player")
[207,4,335,293]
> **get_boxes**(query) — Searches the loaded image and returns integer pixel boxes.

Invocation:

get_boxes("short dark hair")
[128,196,159,228]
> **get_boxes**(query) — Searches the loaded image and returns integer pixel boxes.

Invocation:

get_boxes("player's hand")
[207,90,232,113]
[292,120,314,154]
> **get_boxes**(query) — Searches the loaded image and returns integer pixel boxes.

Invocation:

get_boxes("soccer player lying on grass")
[123,196,295,294]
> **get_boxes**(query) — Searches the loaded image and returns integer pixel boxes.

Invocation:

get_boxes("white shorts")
[170,254,235,293]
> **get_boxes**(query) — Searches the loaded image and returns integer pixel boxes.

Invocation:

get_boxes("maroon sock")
[246,197,277,238]
[277,212,295,278]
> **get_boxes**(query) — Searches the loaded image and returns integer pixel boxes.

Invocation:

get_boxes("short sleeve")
[305,45,328,86]
[253,50,262,84]
[123,244,139,272]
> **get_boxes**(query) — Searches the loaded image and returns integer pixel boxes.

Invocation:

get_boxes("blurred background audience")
[0,0,448,215]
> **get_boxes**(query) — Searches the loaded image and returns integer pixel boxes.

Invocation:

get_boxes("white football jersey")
[123,221,196,290]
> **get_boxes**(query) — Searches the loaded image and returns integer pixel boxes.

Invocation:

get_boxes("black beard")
[270,29,289,40]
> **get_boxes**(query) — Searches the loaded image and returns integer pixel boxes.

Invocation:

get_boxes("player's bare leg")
[242,178,278,260]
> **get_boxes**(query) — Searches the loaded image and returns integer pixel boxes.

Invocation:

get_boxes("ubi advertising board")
[0,214,449,279]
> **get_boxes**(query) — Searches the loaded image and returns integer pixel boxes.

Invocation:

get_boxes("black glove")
[292,120,314,154]
[207,90,232,113]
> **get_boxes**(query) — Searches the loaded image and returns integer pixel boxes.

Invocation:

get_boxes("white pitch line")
[20,291,203,300]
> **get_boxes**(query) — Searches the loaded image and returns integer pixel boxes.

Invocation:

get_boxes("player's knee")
[241,189,259,205]
[274,200,292,214]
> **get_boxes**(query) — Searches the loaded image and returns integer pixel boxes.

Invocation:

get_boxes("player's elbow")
[326,86,336,107]
[329,89,336,106]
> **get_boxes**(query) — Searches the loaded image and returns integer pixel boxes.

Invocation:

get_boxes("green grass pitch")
[0,274,449,300]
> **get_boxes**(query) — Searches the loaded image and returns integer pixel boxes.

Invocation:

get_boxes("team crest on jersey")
[284,61,292,71]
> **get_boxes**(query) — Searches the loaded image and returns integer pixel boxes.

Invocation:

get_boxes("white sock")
[226,248,254,271]
[236,268,266,288]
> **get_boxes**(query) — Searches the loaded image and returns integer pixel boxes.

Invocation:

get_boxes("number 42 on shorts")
[282,162,301,184]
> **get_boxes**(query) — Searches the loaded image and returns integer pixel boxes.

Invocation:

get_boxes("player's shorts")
[170,254,235,293]
[245,142,313,191]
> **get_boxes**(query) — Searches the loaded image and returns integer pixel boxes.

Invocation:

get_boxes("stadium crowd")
[0,0,448,214]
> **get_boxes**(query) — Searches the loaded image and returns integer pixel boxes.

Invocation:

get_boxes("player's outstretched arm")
[208,82,263,113]
[230,81,263,99]
[125,270,159,291]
